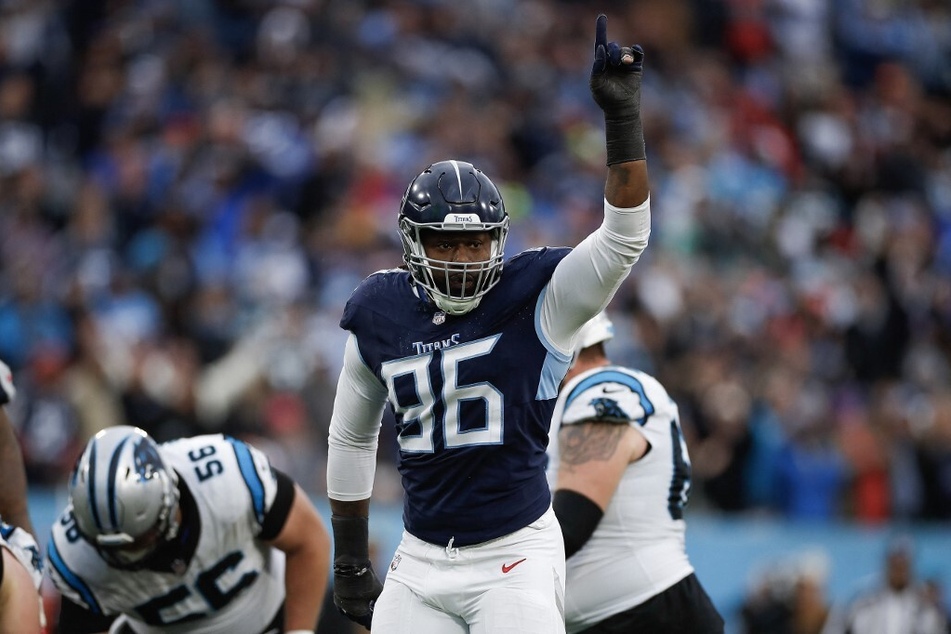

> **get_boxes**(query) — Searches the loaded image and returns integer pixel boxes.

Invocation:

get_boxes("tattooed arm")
[555,421,648,511]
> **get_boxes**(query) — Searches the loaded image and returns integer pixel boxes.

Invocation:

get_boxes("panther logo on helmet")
[133,436,166,481]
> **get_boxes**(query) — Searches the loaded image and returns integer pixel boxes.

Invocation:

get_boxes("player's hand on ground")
[333,561,383,630]
[0,359,15,405]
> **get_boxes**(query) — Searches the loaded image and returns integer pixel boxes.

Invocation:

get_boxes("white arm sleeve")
[541,196,651,351]
[326,333,388,501]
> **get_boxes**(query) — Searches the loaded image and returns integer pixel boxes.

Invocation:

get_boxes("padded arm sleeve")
[327,334,388,501]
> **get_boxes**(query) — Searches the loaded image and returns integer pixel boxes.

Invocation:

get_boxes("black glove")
[0,359,15,406]
[331,515,383,631]
[589,14,646,165]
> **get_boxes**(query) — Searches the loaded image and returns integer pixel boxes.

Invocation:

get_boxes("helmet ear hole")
[68,426,180,566]
[398,160,509,315]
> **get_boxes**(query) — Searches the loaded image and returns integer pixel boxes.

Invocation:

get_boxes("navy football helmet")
[68,426,180,567]
[399,160,509,315]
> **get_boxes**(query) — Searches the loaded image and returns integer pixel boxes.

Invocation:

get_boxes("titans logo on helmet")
[589,397,629,422]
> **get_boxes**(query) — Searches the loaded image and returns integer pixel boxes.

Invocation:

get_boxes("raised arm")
[541,14,651,351]
[606,160,649,209]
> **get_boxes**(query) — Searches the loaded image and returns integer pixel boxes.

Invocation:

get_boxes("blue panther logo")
[133,438,165,481]
[589,397,629,421]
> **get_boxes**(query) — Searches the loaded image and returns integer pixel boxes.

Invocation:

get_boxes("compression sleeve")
[326,334,388,501]
[541,197,651,352]
[57,597,115,634]
[553,489,604,558]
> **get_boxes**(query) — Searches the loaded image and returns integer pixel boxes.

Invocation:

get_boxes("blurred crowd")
[1,0,950,522]
[738,537,949,633]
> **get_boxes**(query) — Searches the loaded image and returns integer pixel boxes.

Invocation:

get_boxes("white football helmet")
[68,426,180,566]
[573,310,615,353]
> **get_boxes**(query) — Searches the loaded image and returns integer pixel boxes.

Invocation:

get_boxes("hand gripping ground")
[589,14,646,165]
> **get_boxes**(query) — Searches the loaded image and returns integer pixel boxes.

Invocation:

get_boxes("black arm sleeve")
[259,468,296,541]
[553,489,604,559]
[58,596,116,634]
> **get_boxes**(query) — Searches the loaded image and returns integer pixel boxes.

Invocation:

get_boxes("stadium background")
[1,0,949,631]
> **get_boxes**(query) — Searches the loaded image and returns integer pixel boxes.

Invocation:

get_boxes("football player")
[0,358,34,537]
[47,426,330,634]
[547,312,723,633]
[0,519,45,633]
[327,14,651,633]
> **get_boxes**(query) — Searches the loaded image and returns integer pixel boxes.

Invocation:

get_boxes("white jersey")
[1,520,46,630]
[546,365,695,633]
[47,434,288,634]
[1,520,43,591]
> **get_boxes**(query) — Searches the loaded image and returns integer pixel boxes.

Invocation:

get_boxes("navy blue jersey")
[341,247,572,546]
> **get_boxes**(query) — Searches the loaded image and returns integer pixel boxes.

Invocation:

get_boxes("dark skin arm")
[330,498,370,518]
[605,160,649,210]
[0,408,33,537]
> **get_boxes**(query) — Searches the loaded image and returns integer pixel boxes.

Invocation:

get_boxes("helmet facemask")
[399,219,508,315]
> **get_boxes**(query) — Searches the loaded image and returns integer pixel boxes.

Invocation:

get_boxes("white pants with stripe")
[371,506,566,634]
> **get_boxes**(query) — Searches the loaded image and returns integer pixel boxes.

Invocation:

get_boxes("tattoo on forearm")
[560,424,624,466]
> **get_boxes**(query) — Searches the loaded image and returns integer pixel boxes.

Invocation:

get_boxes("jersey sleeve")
[541,197,651,352]
[0,520,41,591]
[57,596,115,634]
[259,468,296,541]
[326,333,386,501]
[221,436,285,535]
[560,369,656,427]
[46,515,108,617]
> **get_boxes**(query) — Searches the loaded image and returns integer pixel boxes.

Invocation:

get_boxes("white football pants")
[371,506,566,634]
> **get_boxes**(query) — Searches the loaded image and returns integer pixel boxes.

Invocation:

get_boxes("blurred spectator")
[740,549,831,634]
[7,344,83,486]
[821,535,948,634]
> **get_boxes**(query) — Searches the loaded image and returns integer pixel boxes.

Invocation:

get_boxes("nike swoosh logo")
[602,386,626,394]
[502,558,527,573]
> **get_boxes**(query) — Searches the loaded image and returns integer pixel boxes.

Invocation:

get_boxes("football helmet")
[399,160,509,315]
[574,311,615,352]
[571,311,616,365]
[68,426,180,566]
